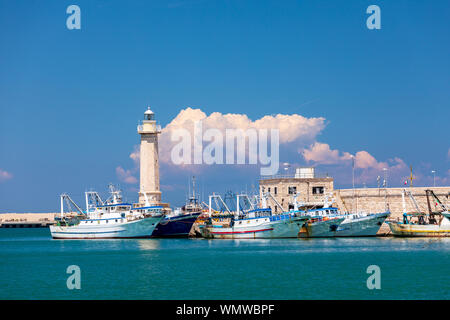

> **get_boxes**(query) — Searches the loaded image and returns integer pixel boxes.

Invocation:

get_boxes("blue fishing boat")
[151,210,202,237]
[151,176,203,238]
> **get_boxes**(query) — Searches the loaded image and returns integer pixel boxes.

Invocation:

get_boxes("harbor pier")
[0,213,56,228]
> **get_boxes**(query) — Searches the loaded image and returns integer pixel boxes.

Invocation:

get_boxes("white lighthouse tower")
[138,107,162,205]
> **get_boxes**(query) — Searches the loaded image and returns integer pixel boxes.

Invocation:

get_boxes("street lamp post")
[383,168,388,211]
[431,170,436,187]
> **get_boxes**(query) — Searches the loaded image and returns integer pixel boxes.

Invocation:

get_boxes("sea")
[0,228,448,300]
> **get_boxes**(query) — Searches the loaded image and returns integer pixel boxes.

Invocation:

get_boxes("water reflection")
[137,239,161,251]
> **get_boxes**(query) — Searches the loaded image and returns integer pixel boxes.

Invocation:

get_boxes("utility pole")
[431,170,436,187]
[383,168,388,211]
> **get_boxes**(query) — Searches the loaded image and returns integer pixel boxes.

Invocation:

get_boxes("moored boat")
[292,193,389,237]
[201,193,310,239]
[50,186,164,239]
[151,209,202,238]
[297,210,345,238]
[387,189,450,237]
[202,209,310,239]
[151,176,203,238]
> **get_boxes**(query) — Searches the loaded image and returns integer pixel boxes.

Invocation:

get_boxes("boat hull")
[387,221,450,237]
[203,216,307,239]
[49,216,163,239]
[334,212,390,237]
[151,212,202,238]
[298,217,345,238]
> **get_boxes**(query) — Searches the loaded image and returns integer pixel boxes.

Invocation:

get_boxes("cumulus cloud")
[116,146,139,184]
[159,107,326,164]
[301,142,352,164]
[116,166,138,184]
[0,169,13,182]
[301,142,408,183]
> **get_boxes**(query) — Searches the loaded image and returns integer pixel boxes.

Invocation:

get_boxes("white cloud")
[159,107,326,163]
[0,169,13,182]
[116,166,138,184]
[301,142,352,164]
[301,142,408,183]
[115,146,140,184]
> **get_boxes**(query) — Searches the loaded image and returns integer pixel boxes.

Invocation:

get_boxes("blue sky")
[0,0,449,212]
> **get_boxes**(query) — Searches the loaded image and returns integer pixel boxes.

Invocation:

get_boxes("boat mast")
[264,192,284,213]
[351,155,355,213]
[293,193,299,211]
[192,176,196,201]
[60,193,85,217]
[60,194,64,219]
[236,194,240,217]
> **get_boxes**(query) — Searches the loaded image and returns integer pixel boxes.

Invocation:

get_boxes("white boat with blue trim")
[297,207,389,237]
[201,194,310,239]
[293,193,389,237]
[50,186,164,239]
[202,208,310,239]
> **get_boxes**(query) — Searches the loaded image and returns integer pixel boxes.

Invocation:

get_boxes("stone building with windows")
[259,167,334,213]
[259,167,450,223]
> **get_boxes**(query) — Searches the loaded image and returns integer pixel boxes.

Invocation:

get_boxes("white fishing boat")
[201,193,310,239]
[293,193,389,237]
[50,186,164,239]
[387,189,450,237]
[298,214,345,238]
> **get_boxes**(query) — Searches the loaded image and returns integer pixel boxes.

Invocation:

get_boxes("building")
[259,167,334,213]
[259,167,450,224]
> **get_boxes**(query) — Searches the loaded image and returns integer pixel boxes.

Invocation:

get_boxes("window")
[274,187,277,195]
[288,186,297,194]
[312,186,324,194]
[268,187,271,193]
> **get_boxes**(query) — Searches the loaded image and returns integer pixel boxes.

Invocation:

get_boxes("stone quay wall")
[335,187,450,234]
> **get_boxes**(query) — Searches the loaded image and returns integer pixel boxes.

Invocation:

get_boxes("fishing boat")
[151,177,202,238]
[50,186,164,239]
[387,189,450,237]
[286,194,344,238]
[201,193,310,239]
[293,193,389,237]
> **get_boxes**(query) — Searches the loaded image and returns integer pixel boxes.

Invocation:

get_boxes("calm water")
[0,228,449,300]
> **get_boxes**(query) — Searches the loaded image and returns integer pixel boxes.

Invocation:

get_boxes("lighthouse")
[138,107,162,205]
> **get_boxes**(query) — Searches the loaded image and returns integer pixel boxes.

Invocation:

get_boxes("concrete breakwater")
[0,213,56,228]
